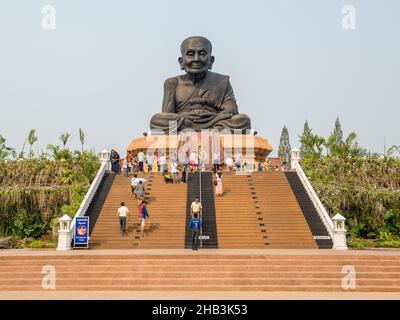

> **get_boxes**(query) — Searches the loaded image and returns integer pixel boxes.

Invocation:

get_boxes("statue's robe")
[150,71,251,134]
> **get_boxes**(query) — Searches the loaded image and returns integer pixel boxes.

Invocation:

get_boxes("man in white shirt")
[212,152,221,172]
[117,202,130,236]
[159,154,167,173]
[225,156,233,171]
[146,153,154,172]
[131,174,147,197]
[190,197,202,218]
[234,151,242,172]
[137,150,145,173]
[171,161,179,183]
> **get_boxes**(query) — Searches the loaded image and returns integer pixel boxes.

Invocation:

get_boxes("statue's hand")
[214,113,233,122]
[193,112,217,124]
[199,112,233,127]
[185,114,201,122]
[199,111,217,118]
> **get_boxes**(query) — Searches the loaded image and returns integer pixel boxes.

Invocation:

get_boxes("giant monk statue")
[150,36,251,134]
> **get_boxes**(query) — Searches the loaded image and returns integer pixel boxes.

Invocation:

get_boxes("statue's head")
[179,36,215,75]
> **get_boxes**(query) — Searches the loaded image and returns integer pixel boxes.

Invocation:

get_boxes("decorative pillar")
[332,213,348,250]
[290,148,300,170]
[57,214,72,251]
[100,148,111,171]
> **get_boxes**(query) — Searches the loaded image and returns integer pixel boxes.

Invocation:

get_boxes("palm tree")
[27,129,38,159]
[59,133,71,149]
[79,128,85,153]
[388,145,400,157]
[0,134,16,161]
[46,144,61,161]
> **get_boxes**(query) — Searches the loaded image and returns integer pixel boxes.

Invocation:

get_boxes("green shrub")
[10,210,50,239]
[379,209,400,236]
[0,155,99,238]
[347,237,376,248]
[27,239,56,248]
[377,232,400,247]
[303,156,400,239]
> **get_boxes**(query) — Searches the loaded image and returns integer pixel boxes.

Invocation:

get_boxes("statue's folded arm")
[161,78,178,113]
[219,81,239,115]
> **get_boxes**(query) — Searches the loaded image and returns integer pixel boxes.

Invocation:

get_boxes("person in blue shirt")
[258,162,263,171]
[139,200,149,237]
[189,213,202,250]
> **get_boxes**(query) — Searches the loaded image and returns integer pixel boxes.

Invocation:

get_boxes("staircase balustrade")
[292,160,348,250]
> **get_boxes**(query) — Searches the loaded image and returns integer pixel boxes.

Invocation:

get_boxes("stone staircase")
[214,172,267,248]
[87,171,328,249]
[247,172,318,248]
[88,173,187,249]
[1,251,400,292]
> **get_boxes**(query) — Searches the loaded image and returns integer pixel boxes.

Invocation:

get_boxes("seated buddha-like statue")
[150,36,251,134]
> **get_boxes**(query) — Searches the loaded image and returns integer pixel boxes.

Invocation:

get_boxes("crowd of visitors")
[111,148,288,176]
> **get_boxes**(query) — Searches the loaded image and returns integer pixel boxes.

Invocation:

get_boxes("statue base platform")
[127,133,272,165]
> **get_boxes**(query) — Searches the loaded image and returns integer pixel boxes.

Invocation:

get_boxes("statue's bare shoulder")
[207,71,230,83]
[163,76,179,89]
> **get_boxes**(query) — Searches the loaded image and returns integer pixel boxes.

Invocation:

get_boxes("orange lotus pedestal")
[127,134,272,165]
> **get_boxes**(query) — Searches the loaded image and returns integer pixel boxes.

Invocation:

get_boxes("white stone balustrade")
[290,148,348,250]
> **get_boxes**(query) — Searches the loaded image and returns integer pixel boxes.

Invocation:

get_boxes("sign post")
[73,216,89,248]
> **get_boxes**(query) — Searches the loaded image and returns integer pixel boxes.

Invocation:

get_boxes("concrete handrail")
[70,162,107,232]
[293,161,334,237]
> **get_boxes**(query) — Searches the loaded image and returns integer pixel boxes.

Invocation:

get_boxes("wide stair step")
[1,252,400,292]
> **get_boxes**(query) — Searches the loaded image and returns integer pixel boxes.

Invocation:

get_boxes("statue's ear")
[178,57,184,70]
[209,56,215,70]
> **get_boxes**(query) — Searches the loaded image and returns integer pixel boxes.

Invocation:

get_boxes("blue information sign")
[74,216,89,247]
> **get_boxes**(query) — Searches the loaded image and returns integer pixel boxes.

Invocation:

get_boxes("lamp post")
[100,148,111,171]
[57,214,72,251]
[290,148,300,170]
[332,213,348,250]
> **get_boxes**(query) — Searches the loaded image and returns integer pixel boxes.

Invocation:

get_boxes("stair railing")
[70,161,107,234]
[199,165,203,249]
[293,160,348,249]
[293,161,334,238]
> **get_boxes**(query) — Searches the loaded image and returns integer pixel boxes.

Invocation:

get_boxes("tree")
[333,117,344,146]
[299,120,312,158]
[388,145,400,157]
[59,133,71,149]
[46,144,62,161]
[79,128,85,153]
[0,134,16,162]
[278,126,291,167]
[27,129,38,159]
[19,139,27,159]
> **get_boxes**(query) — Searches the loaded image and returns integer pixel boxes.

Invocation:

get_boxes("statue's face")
[179,38,214,75]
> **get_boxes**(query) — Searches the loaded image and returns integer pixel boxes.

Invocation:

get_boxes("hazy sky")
[0,0,399,156]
